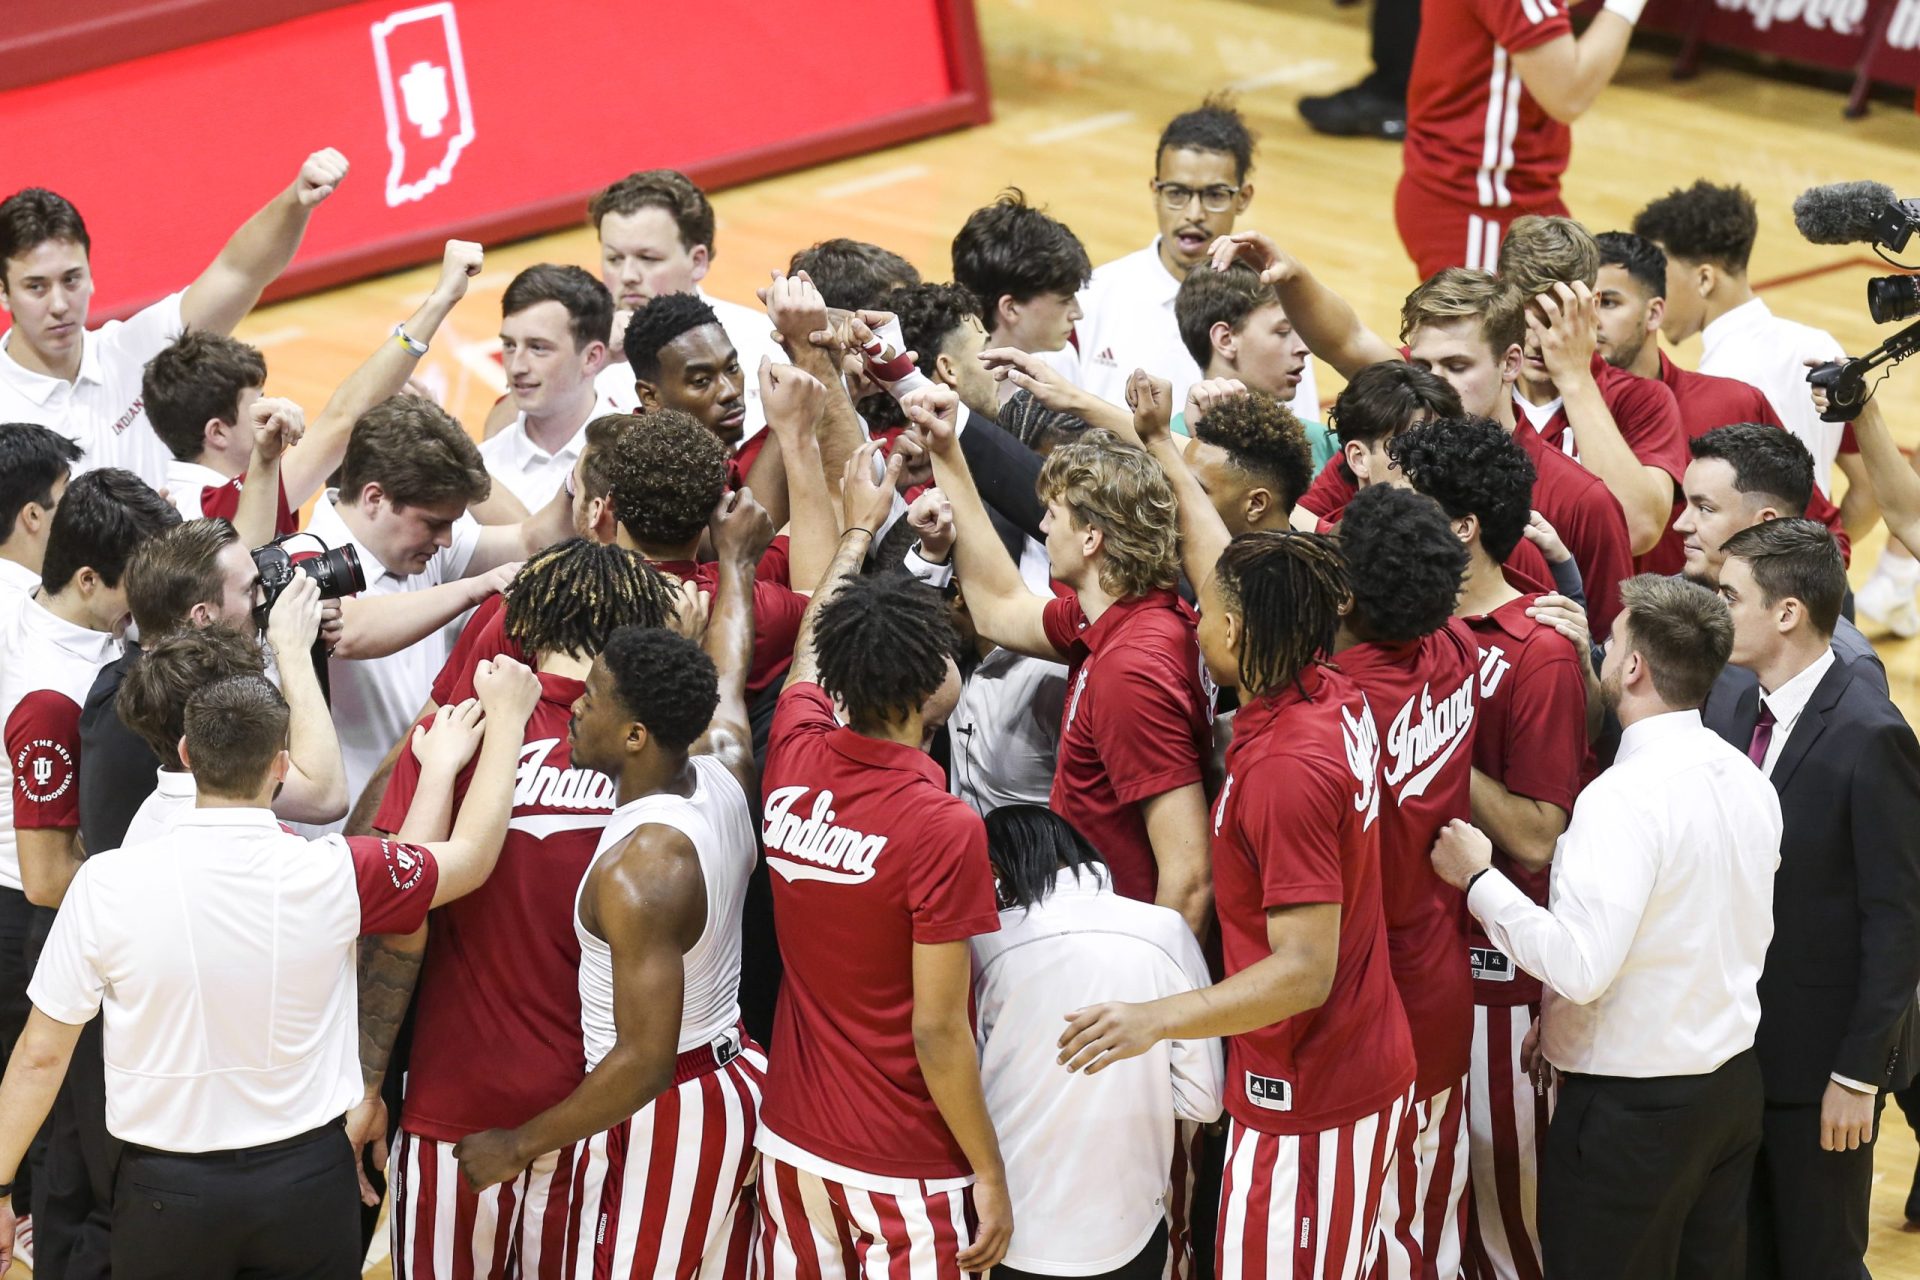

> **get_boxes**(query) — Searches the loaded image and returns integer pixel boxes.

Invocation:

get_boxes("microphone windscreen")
[1794,181,1899,245]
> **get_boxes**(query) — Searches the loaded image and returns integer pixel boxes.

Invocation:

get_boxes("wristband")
[844,526,875,540]
[1602,0,1647,23]
[393,323,429,357]
[1466,867,1492,894]
[0,1179,12,1201]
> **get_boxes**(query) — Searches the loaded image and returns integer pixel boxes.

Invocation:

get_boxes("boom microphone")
[1793,181,1900,246]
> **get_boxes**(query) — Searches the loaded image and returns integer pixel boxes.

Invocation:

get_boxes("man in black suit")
[1706,517,1920,1279]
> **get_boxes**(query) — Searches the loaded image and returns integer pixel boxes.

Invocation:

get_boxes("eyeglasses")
[1153,181,1242,214]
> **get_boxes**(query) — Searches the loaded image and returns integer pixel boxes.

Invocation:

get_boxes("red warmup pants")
[1394,174,1571,279]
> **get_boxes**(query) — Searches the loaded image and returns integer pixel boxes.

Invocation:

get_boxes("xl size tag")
[1245,1073,1293,1112]
[1470,947,1516,981]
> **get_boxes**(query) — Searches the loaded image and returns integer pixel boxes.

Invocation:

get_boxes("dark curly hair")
[1631,180,1759,274]
[1595,230,1666,300]
[1336,485,1468,644]
[884,282,981,380]
[1689,422,1813,516]
[1211,531,1349,697]
[603,410,729,548]
[951,189,1092,328]
[505,539,682,660]
[601,626,718,753]
[815,571,956,732]
[1193,391,1312,513]
[998,388,1089,453]
[624,292,723,382]
[788,239,921,311]
[1387,415,1536,562]
[1158,96,1257,181]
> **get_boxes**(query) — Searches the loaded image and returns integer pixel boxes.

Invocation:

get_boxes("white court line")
[817,164,930,200]
[242,326,307,348]
[1228,60,1341,91]
[1026,110,1135,145]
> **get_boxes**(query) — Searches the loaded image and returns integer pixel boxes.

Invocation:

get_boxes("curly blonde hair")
[1036,430,1180,599]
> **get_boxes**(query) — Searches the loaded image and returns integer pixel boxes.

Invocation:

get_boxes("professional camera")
[1793,182,1920,420]
[249,534,366,632]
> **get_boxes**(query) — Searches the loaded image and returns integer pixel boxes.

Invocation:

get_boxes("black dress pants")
[111,1121,361,1280]
[0,887,37,1215]
[1745,1093,1882,1279]
[994,1222,1169,1280]
[29,1015,115,1279]
[1360,0,1422,103]
[1541,1049,1764,1280]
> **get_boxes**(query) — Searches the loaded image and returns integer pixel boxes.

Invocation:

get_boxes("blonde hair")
[1036,430,1180,599]
[1399,268,1526,359]
[1497,214,1601,295]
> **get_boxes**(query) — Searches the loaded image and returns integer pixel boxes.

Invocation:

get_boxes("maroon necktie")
[1748,704,1776,769]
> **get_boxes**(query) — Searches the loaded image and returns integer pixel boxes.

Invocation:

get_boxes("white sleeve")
[437,513,485,583]
[1166,930,1225,1123]
[1469,785,1662,1006]
[97,292,186,366]
[25,864,107,1025]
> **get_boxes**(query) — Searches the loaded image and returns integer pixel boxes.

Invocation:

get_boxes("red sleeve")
[1501,538,1554,594]
[747,581,807,691]
[1089,649,1206,805]
[370,719,429,835]
[1041,592,1086,655]
[200,472,298,537]
[344,836,440,935]
[764,682,840,791]
[1838,421,1859,454]
[7,691,83,830]
[1559,484,1634,637]
[729,432,769,491]
[1473,0,1570,52]
[1496,643,1586,814]
[431,594,511,706]
[756,534,792,586]
[906,802,1000,944]
[1604,373,1689,482]
[1300,457,1356,521]
[1236,755,1346,908]
[1804,483,1851,565]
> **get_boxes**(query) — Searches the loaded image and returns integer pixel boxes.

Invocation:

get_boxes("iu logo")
[31,757,51,788]
[370,3,477,207]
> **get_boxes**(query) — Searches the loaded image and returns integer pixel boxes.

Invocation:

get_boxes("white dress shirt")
[593,288,780,440]
[949,648,1068,815]
[1754,647,1835,777]
[972,866,1223,1275]
[28,808,435,1151]
[306,492,481,829]
[1468,710,1783,1077]
[120,768,198,849]
[1073,241,1319,423]
[0,293,183,489]
[478,388,621,510]
[1698,298,1846,494]
[0,558,38,617]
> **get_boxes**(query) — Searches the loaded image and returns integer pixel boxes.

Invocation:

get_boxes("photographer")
[78,518,347,855]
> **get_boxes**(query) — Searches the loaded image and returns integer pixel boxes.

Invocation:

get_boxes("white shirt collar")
[1759,646,1835,729]
[153,768,196,800]
[495,415,591,467]
[1138,241,1181,306]
[1701,297,1771,355]
[0,557,39,594]
[24,593,120,665]
[1615,708,1704,762]
[167,806,281,831]
[0,329,103,401]
[1047,863,1112,899]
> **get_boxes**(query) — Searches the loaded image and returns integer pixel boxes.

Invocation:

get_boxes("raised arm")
[1509,15,1635,124]
[284,241,484,507]
[233,397,302,546]
[697,489,773,790]
[1841,400,1920,555]
[454,826,704,1189]
[1209,233,1401,379]
[912,384,1060,660]
[181,148,349,335]
[421,657,542,906]
[759,358,838,592]
[785,440,902,690]
[764,271,868,488]
[1132,372,1233,591]
[263,575,348,824]
[468,487,574,577]
[333,563,517,661]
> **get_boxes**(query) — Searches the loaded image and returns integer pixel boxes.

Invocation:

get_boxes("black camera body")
[250,535,366,632]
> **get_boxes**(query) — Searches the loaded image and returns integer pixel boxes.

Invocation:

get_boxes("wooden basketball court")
[28,0,1920,1273]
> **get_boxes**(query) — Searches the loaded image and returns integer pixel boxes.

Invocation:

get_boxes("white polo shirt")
[1073,242,1320,424]
[307,492,481,827]
[0,293,184,489]
[28,808,440,1150]
[120,767,197,850]
[479,390,621,510]
[972,866,1223,1274]
[0,558,38,618]
[1698,298,1846,494]
[0,594,121,890]
[592,288,779,441]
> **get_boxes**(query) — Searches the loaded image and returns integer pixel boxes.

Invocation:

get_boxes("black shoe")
[1298,85,1407,141]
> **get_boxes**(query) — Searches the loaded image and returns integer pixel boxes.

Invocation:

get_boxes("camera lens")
[298,544,366,600]
[1868,275,1920,325]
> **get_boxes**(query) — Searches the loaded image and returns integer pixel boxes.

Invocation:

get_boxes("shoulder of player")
[5,683,83,735]
[595,822,706,913]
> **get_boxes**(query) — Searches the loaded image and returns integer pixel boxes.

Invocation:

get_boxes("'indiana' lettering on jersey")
[1382,676,1476,802]
[513,737,619,811]
[763,785,888,885]
[1341,696,1383,829]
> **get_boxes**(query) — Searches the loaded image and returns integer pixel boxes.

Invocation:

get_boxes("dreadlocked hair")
[503,538,681,660]
[814,571,957,732]
[998,388,1090,453]
[1211,531,1349,698]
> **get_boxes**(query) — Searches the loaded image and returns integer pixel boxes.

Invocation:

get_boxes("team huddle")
[0,9,1917,1278]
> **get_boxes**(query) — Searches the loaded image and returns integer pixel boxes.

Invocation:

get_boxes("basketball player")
[452,492,773,1278]
[1059,527,1416,1280]
[356,539,684,1280]
[1397,0,1643,276]
[1388,416,1590,1280]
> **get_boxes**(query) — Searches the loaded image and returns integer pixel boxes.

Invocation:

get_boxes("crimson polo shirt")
[1041,588,1212,905]
[1511,424,1634,637]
